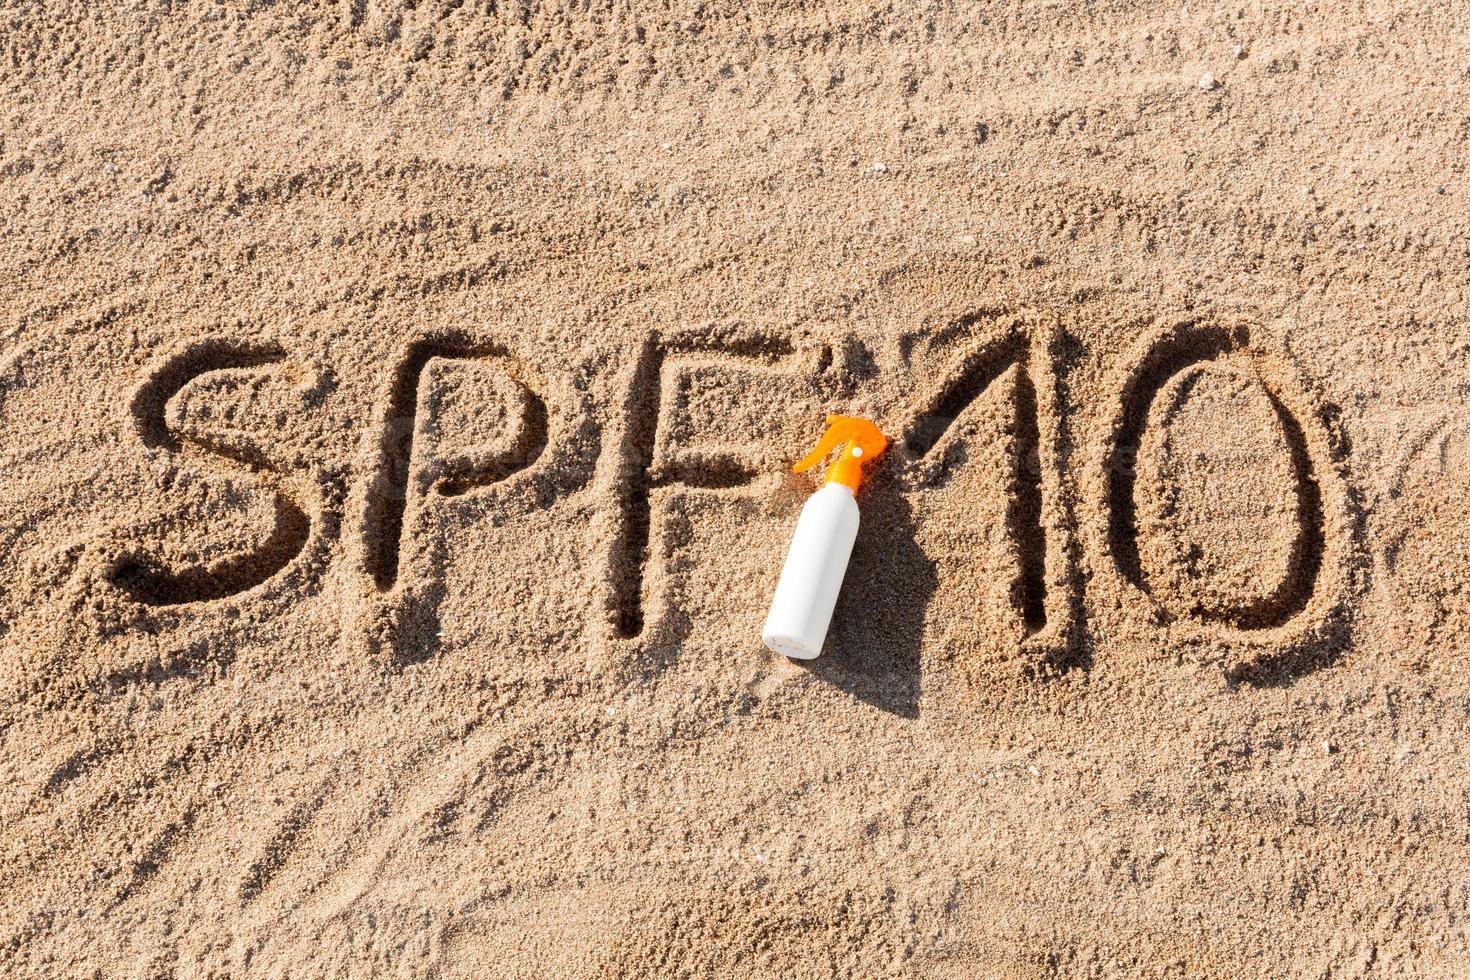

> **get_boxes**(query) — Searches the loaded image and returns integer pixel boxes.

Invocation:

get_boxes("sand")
[2,2,1469,976]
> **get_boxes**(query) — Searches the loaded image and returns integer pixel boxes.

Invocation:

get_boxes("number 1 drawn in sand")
[905,329,1049,632]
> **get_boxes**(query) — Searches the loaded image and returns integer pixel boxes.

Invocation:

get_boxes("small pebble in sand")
[871,161,888,173]
[1199,73,1220,91]
[1323,740,1338,755]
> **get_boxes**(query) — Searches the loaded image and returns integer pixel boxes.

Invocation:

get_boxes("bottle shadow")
[798,473,937,718]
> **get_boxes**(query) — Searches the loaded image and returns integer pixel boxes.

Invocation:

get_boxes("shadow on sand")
[800,471,937,718]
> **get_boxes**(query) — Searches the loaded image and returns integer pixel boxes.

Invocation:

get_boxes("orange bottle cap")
[792,414,888,493]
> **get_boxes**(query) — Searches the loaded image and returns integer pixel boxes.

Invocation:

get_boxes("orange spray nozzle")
[792,414,888,493]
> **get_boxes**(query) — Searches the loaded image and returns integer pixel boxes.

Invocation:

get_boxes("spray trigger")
[792,414,888,493]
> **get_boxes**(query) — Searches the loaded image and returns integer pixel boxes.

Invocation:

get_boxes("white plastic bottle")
[762,415,887,660]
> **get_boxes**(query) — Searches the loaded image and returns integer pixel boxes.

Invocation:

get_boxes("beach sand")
[2,2,1469,976]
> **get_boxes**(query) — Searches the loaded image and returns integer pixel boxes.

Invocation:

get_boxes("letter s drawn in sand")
[110,338,311,605]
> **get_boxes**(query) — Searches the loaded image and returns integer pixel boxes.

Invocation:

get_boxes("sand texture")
[2,2,1469,976]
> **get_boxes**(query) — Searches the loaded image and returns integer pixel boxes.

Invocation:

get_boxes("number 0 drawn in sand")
[1090,321,1362,681]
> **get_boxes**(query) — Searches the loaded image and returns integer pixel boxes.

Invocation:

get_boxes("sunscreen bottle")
[762,415,888,660]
